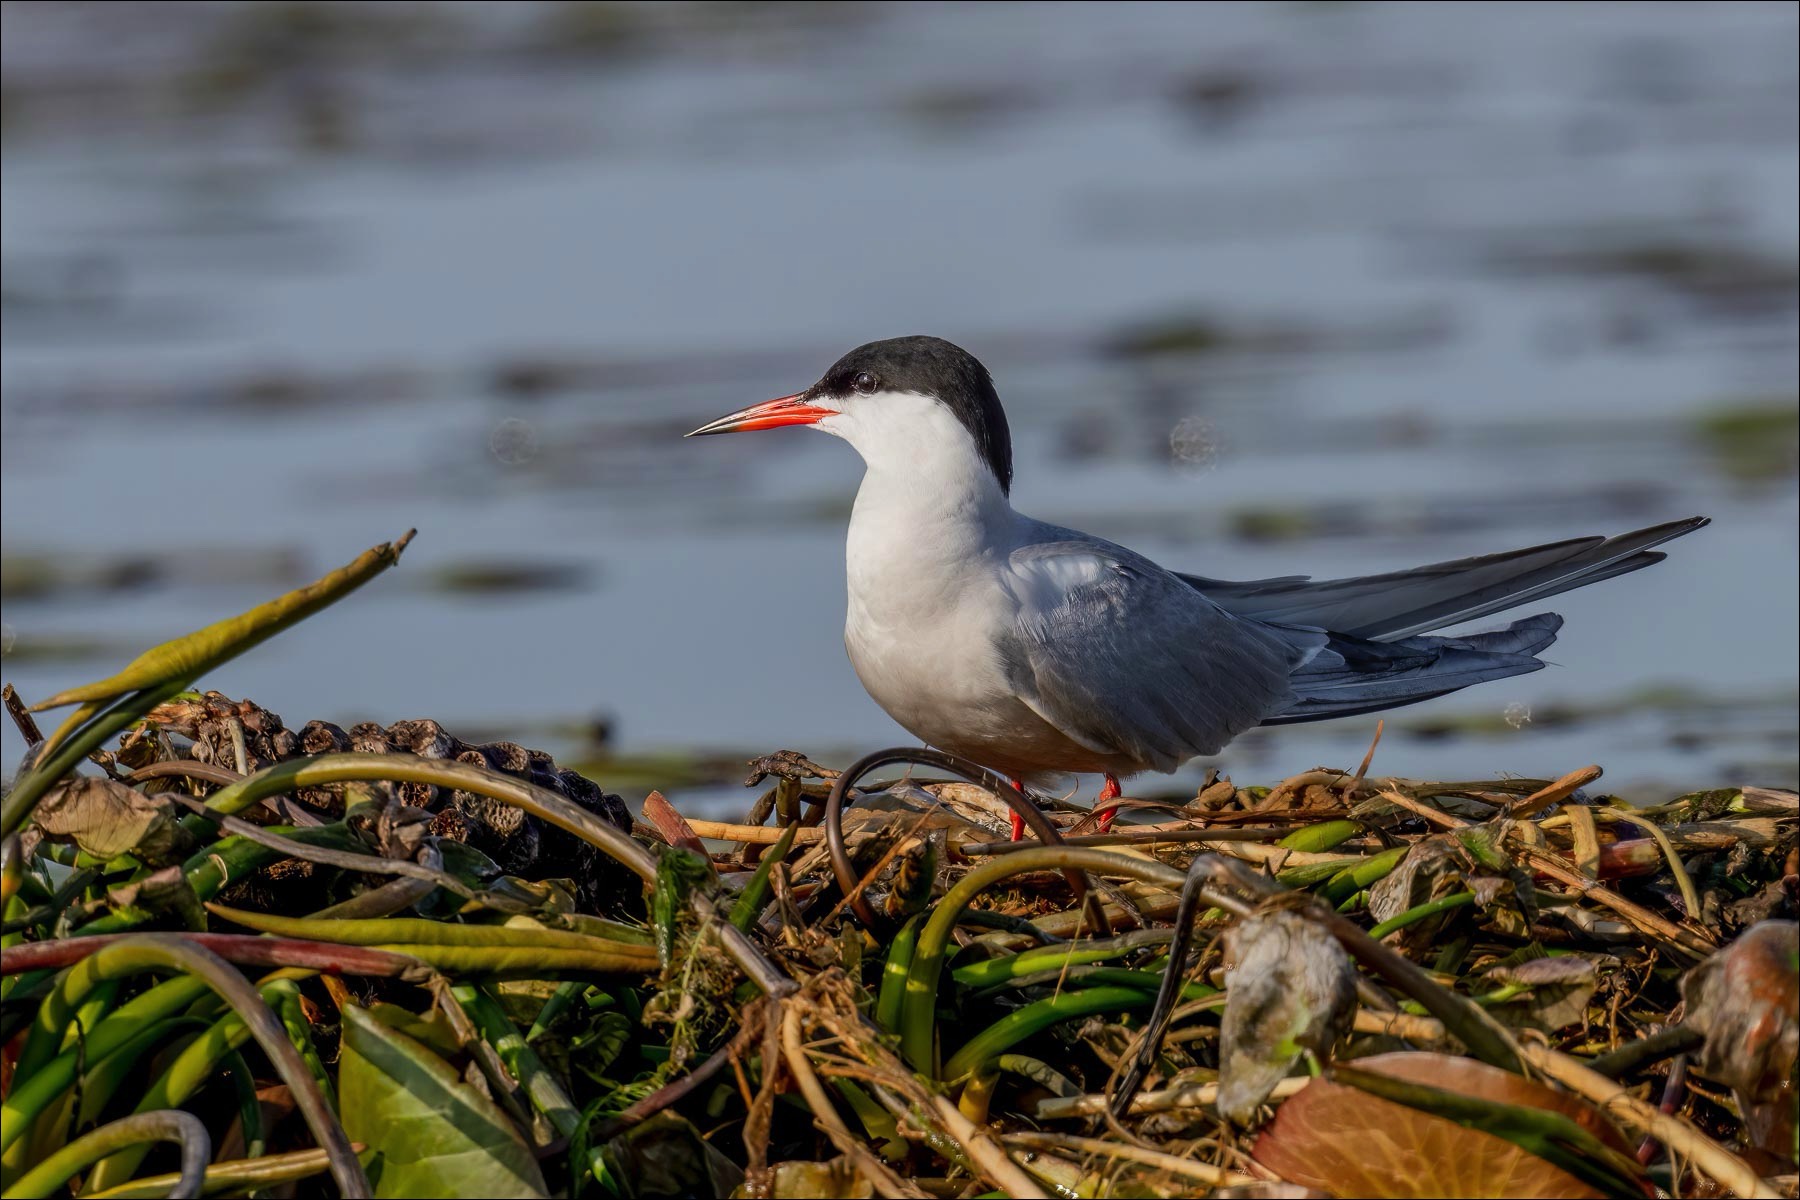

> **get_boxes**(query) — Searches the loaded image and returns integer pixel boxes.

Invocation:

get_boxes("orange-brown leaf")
[1253,1052,1631,1199]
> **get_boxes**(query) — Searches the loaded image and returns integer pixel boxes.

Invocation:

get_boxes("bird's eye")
[852,371,878,395]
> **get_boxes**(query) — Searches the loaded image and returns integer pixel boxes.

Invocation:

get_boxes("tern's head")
[685,336,1013,494]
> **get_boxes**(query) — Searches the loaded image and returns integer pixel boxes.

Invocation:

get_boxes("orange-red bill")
[684,392,833,436]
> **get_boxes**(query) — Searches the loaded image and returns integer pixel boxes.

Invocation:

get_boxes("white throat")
[816,391,1016,583]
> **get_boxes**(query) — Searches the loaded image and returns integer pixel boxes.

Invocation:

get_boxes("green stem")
[902,847,1190,1074]
[1,936,368,1197]
[1321,845,1409,904]
[1368,891,1477,940]
[905,847,1525,1079]
[454,984,617,1190]
[452,985,583,1140]
[950,929,1171,989]
[526,980,587,1043]
[1,979,208,1159]
[81,1009,255,1193]
[728,822,798,931]
[875,914,924,1035]
[1,1110,207,1200]
[81,1146,340,1199]
[1278,820,1364,854]
[980,965,1215,1000]
[944,987,1156,1082]
[272,979,337,1110]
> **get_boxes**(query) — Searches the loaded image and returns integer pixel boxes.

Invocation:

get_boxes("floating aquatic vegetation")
[1,535,1795,1198]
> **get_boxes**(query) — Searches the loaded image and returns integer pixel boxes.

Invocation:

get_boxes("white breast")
[818,392,1026,747]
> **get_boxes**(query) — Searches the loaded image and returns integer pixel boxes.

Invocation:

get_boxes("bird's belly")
[844,601,1133,782]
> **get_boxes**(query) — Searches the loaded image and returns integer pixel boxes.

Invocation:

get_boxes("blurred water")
[3,1,1796,811]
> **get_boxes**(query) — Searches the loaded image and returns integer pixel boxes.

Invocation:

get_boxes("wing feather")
[1001,539,1311,772]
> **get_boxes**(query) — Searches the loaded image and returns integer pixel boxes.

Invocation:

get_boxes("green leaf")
[597,1112,743,1199]
[339,1003,548,1199]
[651,847,714,971]
[568,1010,635,1083]
[32,532,414,715]
[728,822,798,932]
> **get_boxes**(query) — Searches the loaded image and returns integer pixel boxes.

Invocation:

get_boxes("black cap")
[808,336,1013,494]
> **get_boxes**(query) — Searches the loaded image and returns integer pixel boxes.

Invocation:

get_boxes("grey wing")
[1001,541,1321,773]
[1179,516,1708,641]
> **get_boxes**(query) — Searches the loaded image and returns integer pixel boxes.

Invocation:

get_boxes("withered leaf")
[34,775,188,863]
[107,864,206,929]
[1218,908,1357,1124]
[1367,835,1463,925]
[1484,956,1600,1033]
[1681,921,1798,1098]
[1254,1052,1636,1199]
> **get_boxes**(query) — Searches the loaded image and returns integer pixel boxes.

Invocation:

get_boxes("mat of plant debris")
[2,534,1795,1199]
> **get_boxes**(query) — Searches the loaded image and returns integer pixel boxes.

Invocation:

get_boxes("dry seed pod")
[295,720,352,815]
[133,694,637,912]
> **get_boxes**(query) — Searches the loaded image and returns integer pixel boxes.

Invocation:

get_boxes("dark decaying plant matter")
[1,533,1795,1198]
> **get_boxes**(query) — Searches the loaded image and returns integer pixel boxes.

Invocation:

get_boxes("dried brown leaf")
[1253,1052,1631,1199]
[34,775,186,862]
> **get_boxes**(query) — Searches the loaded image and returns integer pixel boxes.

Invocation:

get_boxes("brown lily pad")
[1253,1052,1633,1199]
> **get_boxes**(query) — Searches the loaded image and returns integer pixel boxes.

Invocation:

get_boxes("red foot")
[1008,777,1027,842]
[1096,775,1122,834]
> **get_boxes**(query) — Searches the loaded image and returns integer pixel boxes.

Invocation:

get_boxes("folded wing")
[1180,516,1707,641]
[1001,540,1312,773]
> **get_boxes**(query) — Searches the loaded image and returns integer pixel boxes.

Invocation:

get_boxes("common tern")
[689,336,1707,833]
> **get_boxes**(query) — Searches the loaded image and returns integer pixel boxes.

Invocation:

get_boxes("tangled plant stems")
[2,531,1792,1199]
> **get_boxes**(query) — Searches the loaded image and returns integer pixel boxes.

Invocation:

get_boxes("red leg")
[1008,777,1027,842]
[1096,774,1122,834]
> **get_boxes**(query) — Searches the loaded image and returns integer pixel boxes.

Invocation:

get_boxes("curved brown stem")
[823,746,1106,933]
[1110,855,1263,1116]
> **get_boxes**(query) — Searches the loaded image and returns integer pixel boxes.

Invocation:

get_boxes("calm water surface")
[3,2,1796,811]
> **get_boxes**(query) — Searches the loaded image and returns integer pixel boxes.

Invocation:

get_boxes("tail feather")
[1184,516,1707,641]
[1263,612,1561,726]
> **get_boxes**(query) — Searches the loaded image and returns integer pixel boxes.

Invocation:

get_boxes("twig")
[1588,1026,1704,1080]
[1522,848,1716,959]
[1349,719,1385,789]
[1638,1054,1688,1165]
[925,1092,1054,1200]
[158,791,474,898]
[1603,807,1703,922]
[1035,1075,1311,1119]
[780,1004,930,1199]
[819,804,945,927]
[589,1027,754,1142]
[1381,784,1714,958]
[1509,765,1604,819]
[3,683,44,747]
[1003,1131,1255,1190]
[1376,786,1468,830]
[1516,1039,1776,1198]
[823,747,1106,934]
[0,931,435,982]
[687,819,824,844]
[960,826,1300,855]
[1111,854,1264,1115]
[1351,1008,1449,1044]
